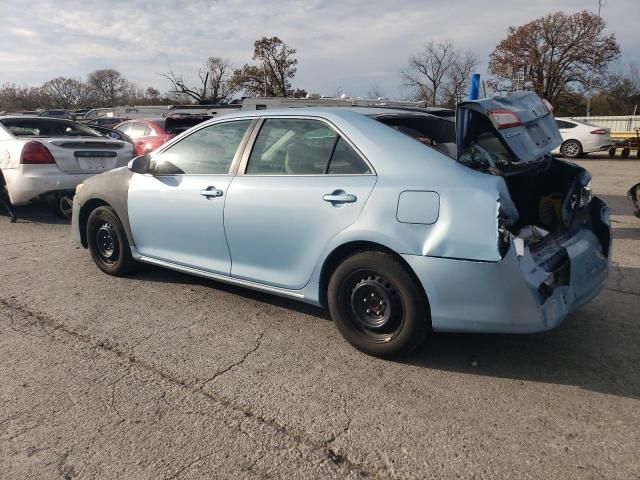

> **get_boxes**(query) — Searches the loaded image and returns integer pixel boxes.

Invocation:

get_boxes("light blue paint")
[396,191,439,225]
[75,102,611,334]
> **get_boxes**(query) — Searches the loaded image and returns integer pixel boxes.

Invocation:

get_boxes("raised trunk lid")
[456,91,562,172]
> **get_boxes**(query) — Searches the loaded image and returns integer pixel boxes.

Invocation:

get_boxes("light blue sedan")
[72,92,611,357]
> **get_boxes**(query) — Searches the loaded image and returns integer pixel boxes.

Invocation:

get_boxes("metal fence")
[571,115,640,132]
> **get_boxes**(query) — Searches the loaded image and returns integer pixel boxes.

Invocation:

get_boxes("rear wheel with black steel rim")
[328,251,429,357]
[87,206,135,276]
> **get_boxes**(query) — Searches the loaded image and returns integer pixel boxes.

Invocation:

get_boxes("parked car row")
[69,91,612,357]
[0,112,213,218]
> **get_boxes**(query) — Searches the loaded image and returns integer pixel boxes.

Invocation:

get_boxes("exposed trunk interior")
[500,159,609,299]
[503,160,585,235]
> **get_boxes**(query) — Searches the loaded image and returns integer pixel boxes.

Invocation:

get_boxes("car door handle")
[200,186,224,198]
[323,191,357,204]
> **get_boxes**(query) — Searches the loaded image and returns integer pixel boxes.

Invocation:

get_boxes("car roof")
[205,106,447,124]
[0,115,75,121]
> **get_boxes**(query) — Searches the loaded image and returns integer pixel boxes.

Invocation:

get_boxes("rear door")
[224,117,376,289]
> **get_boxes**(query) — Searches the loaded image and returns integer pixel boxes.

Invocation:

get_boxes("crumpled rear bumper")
[403,198,611,334]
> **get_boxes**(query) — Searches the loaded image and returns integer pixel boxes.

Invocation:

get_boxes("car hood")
[456,91,563,168]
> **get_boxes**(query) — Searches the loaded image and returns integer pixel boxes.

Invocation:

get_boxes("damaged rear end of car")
[458,92,611,331]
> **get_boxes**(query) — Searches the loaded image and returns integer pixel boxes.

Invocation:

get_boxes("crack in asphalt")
[164,451,217,480]
[108,368,132,419]
[0,238,68,248]
[0,297,380,479]
[196,330,265,391]
[603,287,640,297]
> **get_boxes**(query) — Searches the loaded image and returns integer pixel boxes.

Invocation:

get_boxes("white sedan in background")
[552,117,612,159]
[0,117,133,218]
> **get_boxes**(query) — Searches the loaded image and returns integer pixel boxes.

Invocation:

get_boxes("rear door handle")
[323,190,357,204]
[200,186,224,198]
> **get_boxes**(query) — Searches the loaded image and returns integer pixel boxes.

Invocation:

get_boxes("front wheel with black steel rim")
[328,251,429,358]
[561,140,582,159]
[87,206,135,276]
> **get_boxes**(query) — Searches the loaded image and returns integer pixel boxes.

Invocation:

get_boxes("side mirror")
[128,154,152,174]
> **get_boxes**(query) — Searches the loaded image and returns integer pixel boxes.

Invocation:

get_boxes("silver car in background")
[0,117,133,217]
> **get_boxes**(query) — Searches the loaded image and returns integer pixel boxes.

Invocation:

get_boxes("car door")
[224,117,377,290]
[127,119,254,274]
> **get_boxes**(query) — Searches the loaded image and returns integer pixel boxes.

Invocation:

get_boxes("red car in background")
[114,115,211,156]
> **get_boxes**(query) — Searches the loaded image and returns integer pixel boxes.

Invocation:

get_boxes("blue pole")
[468,73,481,100]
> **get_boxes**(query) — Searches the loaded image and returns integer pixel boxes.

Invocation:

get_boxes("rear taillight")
[20,141,55,164]
[487,109,522,129]
[590,129,608,135]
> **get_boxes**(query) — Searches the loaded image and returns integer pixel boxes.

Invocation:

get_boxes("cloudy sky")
[1,0,638,98]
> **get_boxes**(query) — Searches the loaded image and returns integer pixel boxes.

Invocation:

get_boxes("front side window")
[246,118,338,174]
[153,119,252,175]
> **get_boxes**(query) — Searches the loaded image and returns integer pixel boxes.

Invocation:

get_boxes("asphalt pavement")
[1,155,639,479]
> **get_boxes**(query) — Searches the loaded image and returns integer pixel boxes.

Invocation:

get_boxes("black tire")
[327,251,429,358]
[637,149,640,159]
[621,148,631,159]
[561,140,582,159]
[608,147,616,158]
[87,206,135,276]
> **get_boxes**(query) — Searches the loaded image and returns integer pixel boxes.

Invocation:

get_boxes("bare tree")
[605,62,640,115]
[145,87,160,100]
[87,69,130,106]
[0,83,51,111]
[366,82,386,99]
[402,40,455,106]
[161,65,210,104]
[488,10,620,106]
[206,57,236,103]
[42,77,91,108]
[230,36,299,97]
[442,50,478,106]
[162,57,235,104]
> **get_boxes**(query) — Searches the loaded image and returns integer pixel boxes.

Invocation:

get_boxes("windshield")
[0,118,101,138]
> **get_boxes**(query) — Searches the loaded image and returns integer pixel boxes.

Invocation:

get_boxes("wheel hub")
[59,195,73,219]
[96,223,116,259]
[564,142,579,157]
[350,277,394,329]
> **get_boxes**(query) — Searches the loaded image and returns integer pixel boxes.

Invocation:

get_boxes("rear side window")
[246,118,370,175]
[153,120,251,175]
[247,119,337,174]
[556,120,576,129]
[116,122,133,134]
[327,138,370,174]
[129,122,148,138]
